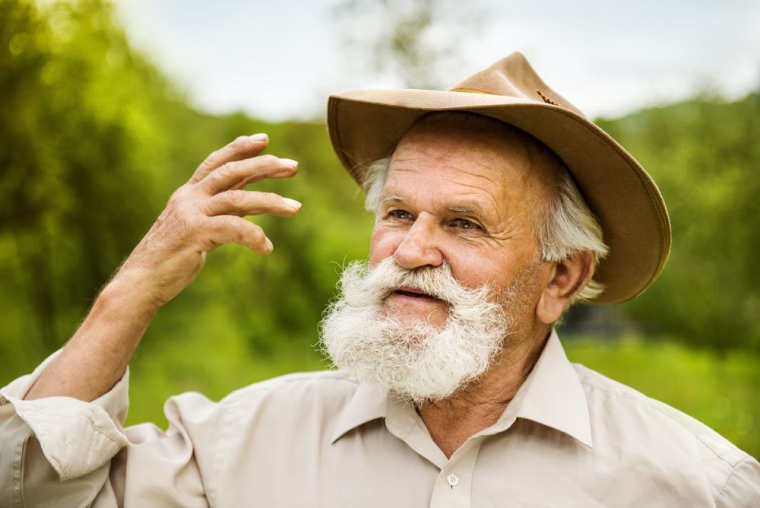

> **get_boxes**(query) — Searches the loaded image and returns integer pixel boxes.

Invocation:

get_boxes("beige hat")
[327,51,670,304]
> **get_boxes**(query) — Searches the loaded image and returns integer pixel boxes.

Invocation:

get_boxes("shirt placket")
[429,437,482,508]
[384,396,485,508]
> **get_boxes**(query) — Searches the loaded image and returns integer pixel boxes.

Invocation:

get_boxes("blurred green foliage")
[598,96,760,350]
[1,0,758,459]
[0,0,373,378]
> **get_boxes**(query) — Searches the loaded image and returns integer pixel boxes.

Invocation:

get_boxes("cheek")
[369,226,398,266]
[448,261,494,290]
[445,248,517,291]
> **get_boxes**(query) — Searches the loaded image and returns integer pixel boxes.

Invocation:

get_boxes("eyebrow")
[380,195,404,204]
[380,194,490,218]
[448,205,480,215]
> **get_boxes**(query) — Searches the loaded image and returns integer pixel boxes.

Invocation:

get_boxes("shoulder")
[156,370,364,452]
[221,369,361,407]
[166,369,361,416]
[170,370,363,427]
[573,363,760,502]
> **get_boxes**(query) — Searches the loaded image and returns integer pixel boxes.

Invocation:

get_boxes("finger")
[200,155,298,195]
[204,190,302,217]
[205,215,273,254]
[189,133,269,184]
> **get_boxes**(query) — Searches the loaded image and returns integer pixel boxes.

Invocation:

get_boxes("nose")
[393,213,444,270]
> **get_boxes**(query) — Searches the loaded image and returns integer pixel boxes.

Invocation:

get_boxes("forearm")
[24,268,159,401]
[22,133,299,402]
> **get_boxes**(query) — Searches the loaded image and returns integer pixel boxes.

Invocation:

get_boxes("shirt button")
[447,473,459,488]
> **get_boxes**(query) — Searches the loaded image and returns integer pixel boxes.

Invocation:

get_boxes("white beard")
[319,258,521,403]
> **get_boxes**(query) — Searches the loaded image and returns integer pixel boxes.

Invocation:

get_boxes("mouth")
[390,286,441,301]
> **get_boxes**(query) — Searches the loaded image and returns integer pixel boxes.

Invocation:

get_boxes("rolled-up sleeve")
[0,353,208,507]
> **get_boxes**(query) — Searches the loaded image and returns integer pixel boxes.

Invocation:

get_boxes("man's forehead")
[388,112,564,198]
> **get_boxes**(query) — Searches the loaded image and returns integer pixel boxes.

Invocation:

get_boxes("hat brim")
[327,89,671,304]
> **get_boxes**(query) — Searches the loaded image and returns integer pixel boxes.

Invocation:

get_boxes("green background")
[2,0,758,459]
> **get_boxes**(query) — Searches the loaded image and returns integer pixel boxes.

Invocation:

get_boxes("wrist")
[99,267,164,318]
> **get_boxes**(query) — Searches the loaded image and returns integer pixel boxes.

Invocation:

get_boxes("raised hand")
[119,133,302,308]
[24,133,301,401]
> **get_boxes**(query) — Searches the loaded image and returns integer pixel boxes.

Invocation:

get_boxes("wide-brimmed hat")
[327,51,670,304]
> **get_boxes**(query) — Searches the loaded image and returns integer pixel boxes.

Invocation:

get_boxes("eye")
[450,218,483,231]
[387,209,414,221]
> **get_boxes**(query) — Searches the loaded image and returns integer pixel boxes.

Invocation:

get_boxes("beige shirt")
[2,331,758,507]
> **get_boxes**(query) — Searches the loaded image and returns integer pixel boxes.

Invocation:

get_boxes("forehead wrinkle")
[449,166,501,187]
[386,162,504,203]
[389,156,503,188]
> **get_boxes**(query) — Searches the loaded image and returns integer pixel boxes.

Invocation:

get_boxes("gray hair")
[361,157,609,302]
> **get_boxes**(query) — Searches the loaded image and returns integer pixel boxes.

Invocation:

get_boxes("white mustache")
[342,257,491,311]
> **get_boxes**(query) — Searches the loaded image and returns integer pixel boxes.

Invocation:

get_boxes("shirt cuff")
[0,351,130,481]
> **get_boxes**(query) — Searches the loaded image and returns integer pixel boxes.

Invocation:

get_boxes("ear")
[536,250,595,325]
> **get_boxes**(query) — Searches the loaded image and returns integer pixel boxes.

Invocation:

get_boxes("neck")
[417,323,550,458]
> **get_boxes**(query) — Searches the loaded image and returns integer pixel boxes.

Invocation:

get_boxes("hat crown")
[451,52,586,118]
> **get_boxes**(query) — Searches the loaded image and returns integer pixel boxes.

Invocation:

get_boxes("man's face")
[320,115,560,401]
[369,115,554,331]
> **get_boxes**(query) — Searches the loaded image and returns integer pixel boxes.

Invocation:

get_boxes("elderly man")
[1,52,758,506]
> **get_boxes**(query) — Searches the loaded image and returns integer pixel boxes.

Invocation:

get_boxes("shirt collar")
[481,329,593,447]
[330,329,592,448]
[330,379,388,443]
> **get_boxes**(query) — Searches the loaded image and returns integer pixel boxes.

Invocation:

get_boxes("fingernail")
[283,198,302,210]
[280,158,298,168]
[264,237,274,252]
[250,133,268,142]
